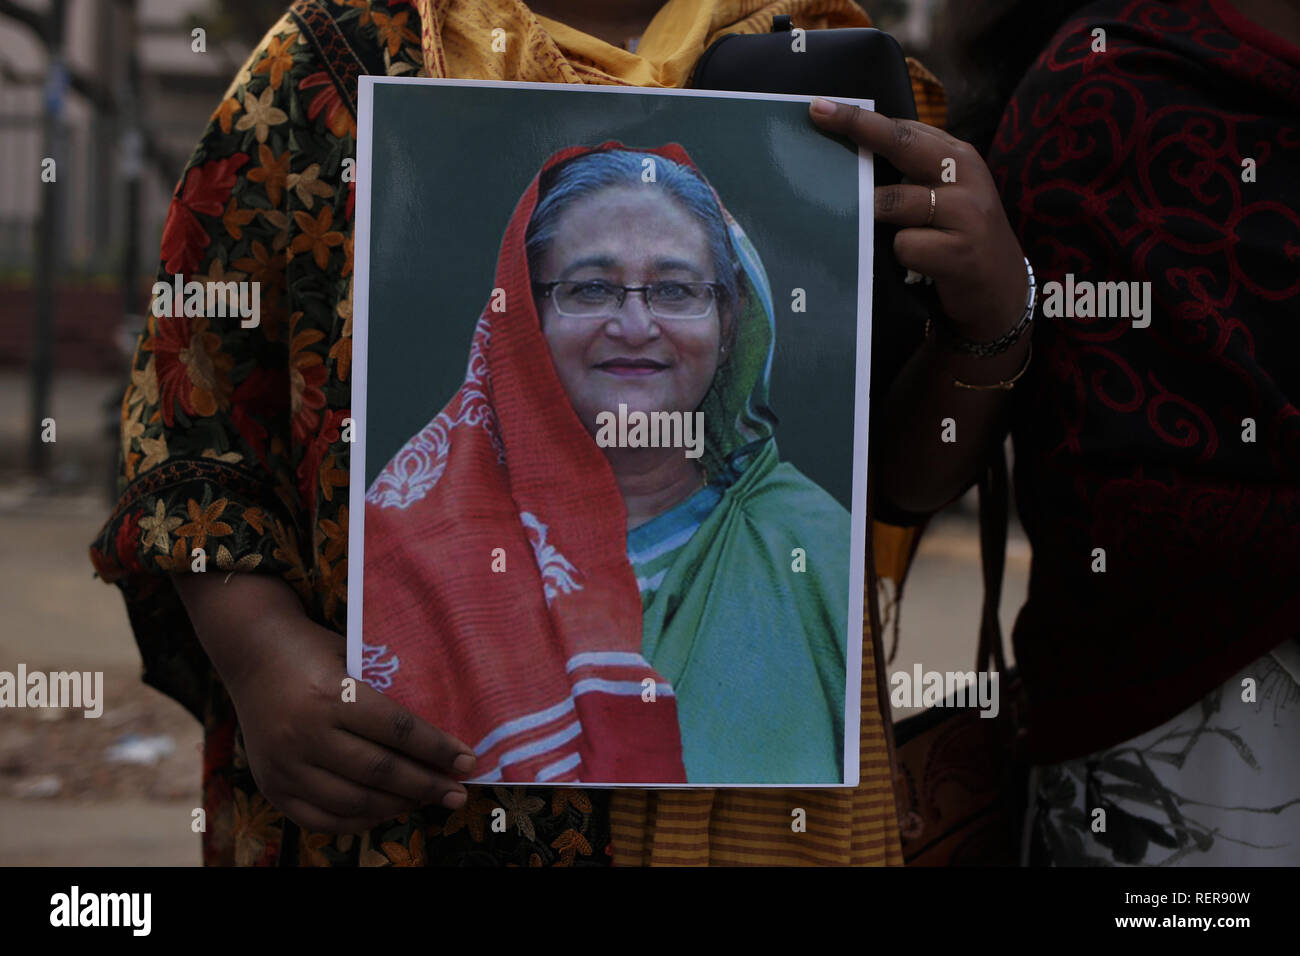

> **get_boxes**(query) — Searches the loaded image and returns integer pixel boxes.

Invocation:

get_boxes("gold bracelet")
[951,340,1033,390]
[922,316,1034,391]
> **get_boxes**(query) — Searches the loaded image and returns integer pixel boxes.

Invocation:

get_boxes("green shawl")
[641,441,850,783]
[638,189,851,784]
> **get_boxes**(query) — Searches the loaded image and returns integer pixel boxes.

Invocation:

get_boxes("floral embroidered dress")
[90,0,610,867]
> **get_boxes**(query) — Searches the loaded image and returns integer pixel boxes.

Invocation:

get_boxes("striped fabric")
[628,484,723,606]
[907,58,948,130]
[468,652,680,783]
[610,522,917,866]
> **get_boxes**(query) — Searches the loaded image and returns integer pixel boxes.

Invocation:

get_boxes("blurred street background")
[0,0,1025,865]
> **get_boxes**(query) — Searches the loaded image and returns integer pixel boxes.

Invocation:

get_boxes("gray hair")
[525,149,744,341]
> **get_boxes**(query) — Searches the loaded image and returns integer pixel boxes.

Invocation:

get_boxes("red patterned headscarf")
[359,142,741,784]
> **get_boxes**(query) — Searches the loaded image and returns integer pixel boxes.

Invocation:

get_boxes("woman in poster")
[363,142,852,785]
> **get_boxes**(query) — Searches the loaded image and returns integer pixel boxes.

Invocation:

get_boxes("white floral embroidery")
[520,511,582,606]
[361,643,401,691]
[366,316,503,508]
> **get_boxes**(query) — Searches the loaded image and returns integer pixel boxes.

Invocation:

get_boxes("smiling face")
[535,185,727,437]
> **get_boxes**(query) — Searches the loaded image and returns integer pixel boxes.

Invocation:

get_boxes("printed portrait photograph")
[346,78,872,787]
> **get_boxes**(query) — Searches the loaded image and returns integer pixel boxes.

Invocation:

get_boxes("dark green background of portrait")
[363,81,863,509]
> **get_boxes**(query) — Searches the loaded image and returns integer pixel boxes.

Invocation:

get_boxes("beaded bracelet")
[930,256,1037,358]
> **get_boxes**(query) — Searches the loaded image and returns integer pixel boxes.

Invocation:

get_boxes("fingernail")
[453,753,476,774]
[443,789,467,810]
[810,96,835,116]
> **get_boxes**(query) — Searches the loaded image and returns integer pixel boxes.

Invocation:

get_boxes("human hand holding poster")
[347,78,872,787]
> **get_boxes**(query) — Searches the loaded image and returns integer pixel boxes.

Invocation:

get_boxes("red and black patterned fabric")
[988,0,1300,761]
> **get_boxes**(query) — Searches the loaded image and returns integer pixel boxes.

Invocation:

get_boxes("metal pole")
[114,0,143,501]
[120,1,141,325]
[29,0,68,477]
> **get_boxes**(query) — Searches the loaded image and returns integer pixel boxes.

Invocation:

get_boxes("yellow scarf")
[414,0,944,126]
[411,0,936,866]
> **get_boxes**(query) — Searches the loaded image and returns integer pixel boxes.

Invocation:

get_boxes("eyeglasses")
[533,279,721,320]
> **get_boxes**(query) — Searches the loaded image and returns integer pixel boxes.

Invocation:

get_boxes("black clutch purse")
[689,17,936,527]
[688,17,918,181]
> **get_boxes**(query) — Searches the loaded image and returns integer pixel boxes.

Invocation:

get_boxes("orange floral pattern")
[90,0,610,868]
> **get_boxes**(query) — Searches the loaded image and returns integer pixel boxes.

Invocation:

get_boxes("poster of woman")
[347,78,872,786]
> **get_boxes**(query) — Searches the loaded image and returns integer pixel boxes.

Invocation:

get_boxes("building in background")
[0,0,262,371]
